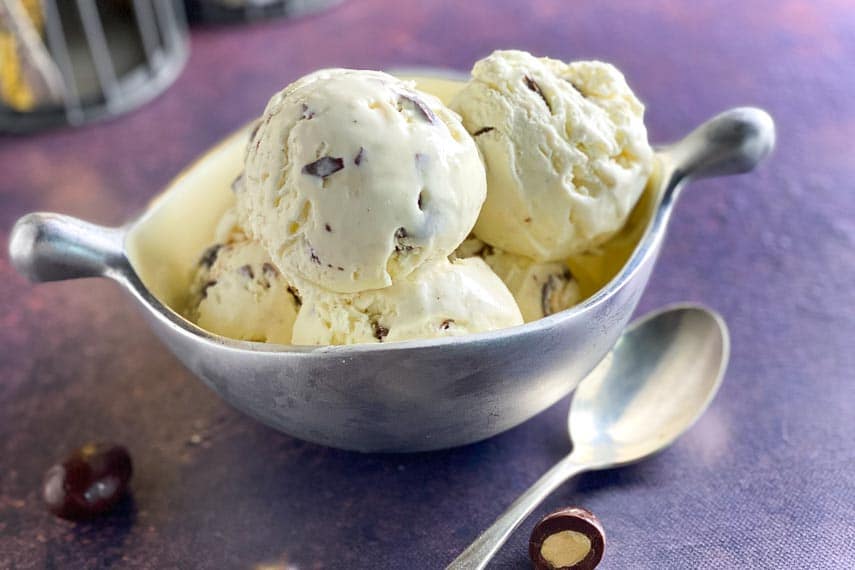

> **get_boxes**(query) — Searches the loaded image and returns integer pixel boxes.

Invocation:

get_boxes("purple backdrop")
[1,1,853,568]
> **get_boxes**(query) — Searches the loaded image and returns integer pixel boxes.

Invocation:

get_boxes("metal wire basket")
[0,0,189,133]
[184,0,341,24]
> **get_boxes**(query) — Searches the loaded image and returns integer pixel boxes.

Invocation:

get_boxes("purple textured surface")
[1,1,854,568]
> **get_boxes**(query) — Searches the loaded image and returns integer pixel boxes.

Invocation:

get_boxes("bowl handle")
[8,212,128,282]
[660,107,776,183]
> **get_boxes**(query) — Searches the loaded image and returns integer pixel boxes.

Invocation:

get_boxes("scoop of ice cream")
[187,217,300,344]
[239,68,486,293]
[450,50,653,261]
[291,257,523,345]
[455,237,581,322]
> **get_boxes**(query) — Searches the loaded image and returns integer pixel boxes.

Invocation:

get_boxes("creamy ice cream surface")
[187,212,300,344]
[454,237,581,322]
[291,257,523,346]
[450,50,653,261]
[239,69,486,294]
[183,56,656,346]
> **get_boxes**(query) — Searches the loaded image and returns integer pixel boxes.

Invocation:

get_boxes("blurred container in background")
[184,0,341,24]
[0,0,188,134]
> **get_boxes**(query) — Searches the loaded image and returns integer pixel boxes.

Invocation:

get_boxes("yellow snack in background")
[0,0,46,111]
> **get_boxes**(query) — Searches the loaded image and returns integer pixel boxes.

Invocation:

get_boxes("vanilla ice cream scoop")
[187,212,300,344]
[291,257,523,346]
[450,50,653,261]
[455,237,581,322]
[239,69,486,293]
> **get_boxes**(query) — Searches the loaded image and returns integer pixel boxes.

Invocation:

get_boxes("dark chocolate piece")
[541,272,570,317]
[230,173,245,193]
[300,103,315,120]
[237,265,254,279]
[414,152,430,173]
[372,320,389,342]
[399,92,437,124]
[417,191,425,210]
[470,240,495,258]
[42,443,133,521]
[249,119,262,142]
[325,223,332,232]
[262,262,279,278]
[440,319,454,330]
[565,79,585,97]
[287,285,302,306]
[200,280,217,299]
[524,217,533,223]
[524,75,552,112]
[199,244,222,268]
[302,156,345,179]
[472,126,495,137]
[354,147,364,166]
[394,227,415,253]
[529,507,605,570]
[261,263,278,289]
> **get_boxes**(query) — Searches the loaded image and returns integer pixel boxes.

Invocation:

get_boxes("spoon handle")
[447,453,588,570]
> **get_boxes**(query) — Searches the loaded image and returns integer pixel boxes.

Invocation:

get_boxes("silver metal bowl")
[7,77,774,452]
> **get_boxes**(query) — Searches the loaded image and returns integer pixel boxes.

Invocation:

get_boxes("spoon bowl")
[569,305,730,467]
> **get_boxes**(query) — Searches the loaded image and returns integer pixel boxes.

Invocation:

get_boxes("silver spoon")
[448,304,730,569]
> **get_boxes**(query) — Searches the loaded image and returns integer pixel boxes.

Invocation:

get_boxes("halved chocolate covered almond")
[529,507,605,569]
